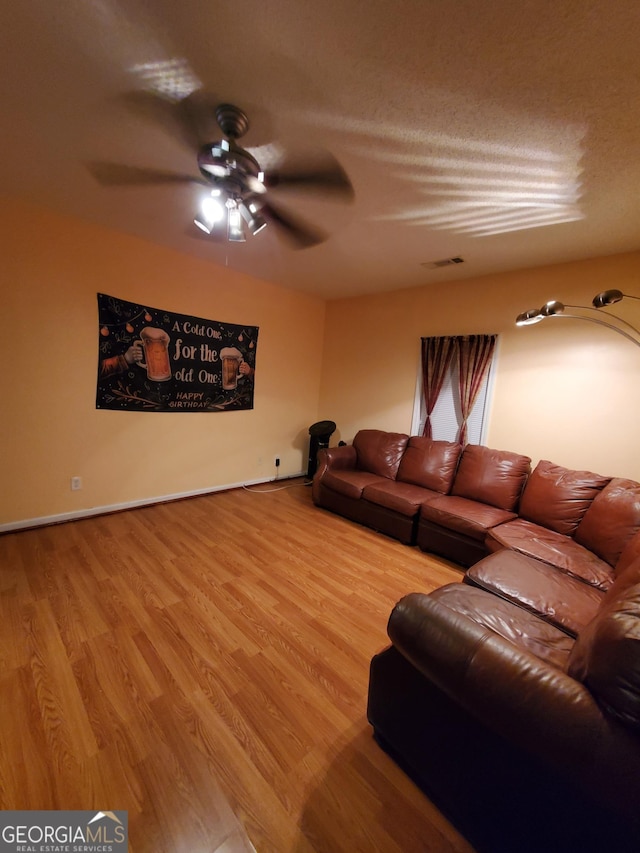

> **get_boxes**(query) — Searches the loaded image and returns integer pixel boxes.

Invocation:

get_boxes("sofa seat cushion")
[429,584,574,670]
[518,460,611,537]
[466,551,604,637]
[486,518,615,590]
[420,495,517,542]
[574,477,640,569]
[353,429,409,479]
[451,444,531,511]
[321,469,386,500]
[361,481,441,517]
[396,436,462,492]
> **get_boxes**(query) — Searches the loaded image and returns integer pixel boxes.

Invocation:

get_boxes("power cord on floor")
[242,479,312,493]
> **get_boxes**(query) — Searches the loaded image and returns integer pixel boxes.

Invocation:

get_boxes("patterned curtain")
[420,337,457,438]
[457,334,496,444]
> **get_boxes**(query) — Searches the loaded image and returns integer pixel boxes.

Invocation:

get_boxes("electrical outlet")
[275,457,280,468]
[70,476,82,491]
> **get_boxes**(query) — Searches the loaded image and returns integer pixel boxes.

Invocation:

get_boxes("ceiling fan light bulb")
[200,196,224,225]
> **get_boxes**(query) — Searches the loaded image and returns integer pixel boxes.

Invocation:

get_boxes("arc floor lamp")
[516,289,640,348]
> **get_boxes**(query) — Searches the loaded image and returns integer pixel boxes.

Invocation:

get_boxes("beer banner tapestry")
[96,293,258,412]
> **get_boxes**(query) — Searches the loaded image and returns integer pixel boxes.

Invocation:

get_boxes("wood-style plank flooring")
[0,479,475,852]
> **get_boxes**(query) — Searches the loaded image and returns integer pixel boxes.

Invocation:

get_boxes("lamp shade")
[593,289,623,308]
[239,201,267,235]
[540,300,565,316]
[515,309,543,326]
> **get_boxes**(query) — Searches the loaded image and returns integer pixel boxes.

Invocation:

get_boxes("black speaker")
[307,420,337,479]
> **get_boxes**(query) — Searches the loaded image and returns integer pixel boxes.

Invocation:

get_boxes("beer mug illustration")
[220,346,243,390]
[136,327,172,382]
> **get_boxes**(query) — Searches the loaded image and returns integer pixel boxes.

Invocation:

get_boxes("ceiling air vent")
[422,256,465,269]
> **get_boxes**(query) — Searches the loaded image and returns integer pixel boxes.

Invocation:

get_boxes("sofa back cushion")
[574,478,640,569]
[353,430,409,480]
[568,557,640,730]
[396,436,462,493]
[518,460,610,537]
[618,531,640,576]
[451,444,531,511]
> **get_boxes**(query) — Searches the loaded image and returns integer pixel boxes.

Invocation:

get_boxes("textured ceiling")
[1,0,640,298]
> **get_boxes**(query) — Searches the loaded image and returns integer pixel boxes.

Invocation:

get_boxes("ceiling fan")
[89,101,354,249]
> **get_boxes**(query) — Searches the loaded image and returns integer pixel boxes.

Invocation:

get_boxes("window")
[411,336,498,443]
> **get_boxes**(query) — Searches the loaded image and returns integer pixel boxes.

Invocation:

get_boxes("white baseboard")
[0,471,307,534]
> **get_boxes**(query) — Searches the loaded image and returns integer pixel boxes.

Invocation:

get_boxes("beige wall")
[319,252,640,480]
[3,194,639,529]
[0,198,325,527]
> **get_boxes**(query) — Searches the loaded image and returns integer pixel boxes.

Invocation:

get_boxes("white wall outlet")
[70,476,82,491]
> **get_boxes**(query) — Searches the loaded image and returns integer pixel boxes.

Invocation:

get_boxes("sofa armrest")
[314,445,356,477]
[312,445,357,503]
[388,592,606,773]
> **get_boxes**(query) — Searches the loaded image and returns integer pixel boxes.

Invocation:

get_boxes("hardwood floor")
[0,480,474,852]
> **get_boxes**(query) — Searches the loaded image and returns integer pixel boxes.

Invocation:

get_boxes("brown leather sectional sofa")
[312,428,640,580]
[312,429,640,851]
[368,556,640,852]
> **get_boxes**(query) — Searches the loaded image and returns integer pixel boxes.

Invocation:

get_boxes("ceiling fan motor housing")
[197,141,264,200]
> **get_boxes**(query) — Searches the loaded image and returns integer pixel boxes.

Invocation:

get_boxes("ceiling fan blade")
[118,90,220,152]
[88,162,205,188]
[176,91,224,148]
[261,201,327,249]
[264,153,354,200]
